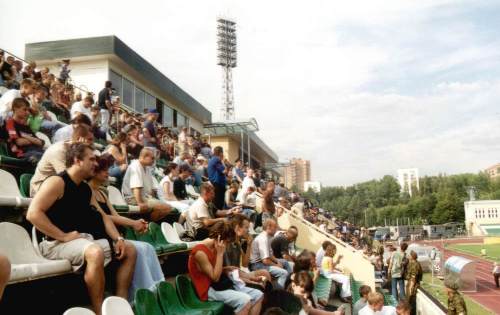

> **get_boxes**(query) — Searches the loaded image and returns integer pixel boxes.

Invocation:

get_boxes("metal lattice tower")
[217,18,237,121]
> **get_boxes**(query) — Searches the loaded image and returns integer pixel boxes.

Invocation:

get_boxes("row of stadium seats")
[134,276,224,315]
[64,296,133,315]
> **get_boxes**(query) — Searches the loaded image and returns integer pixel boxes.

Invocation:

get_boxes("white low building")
[464,200,500,236]
[304,181,321,193]
[25,36,212,133]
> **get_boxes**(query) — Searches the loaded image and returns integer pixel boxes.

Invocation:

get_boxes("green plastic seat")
[19,173,33,198]
[175,275,224,315]
[314,275,333,302]
[157,281,211,315]
[132,225,165,254]
[134,288,165,315]
[0,143,33,168]
[123,226,136,241]
[150,222,188,252]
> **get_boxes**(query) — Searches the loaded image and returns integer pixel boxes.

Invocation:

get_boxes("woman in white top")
[158,162,179,202]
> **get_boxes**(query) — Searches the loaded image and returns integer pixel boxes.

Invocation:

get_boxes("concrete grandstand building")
[464,199,500,236]
[25,36,211,134]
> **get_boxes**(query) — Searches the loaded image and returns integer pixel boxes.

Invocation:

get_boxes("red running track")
[422,238,500,314]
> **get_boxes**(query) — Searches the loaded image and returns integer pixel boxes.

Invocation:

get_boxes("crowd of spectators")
[0,51,428,315]
[0,52,348,315]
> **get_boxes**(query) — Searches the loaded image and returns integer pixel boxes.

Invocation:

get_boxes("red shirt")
[188,243,216,301]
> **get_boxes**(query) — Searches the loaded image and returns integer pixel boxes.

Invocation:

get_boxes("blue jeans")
[40,119,65,138]
[127,240,164,301]
[391,277,405,301]
[250,259,291,289]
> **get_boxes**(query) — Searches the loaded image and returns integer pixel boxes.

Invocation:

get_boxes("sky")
[2,0,500,186]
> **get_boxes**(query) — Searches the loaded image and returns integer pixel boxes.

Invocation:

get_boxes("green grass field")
[420,273,495,315]
[446,243,500,262]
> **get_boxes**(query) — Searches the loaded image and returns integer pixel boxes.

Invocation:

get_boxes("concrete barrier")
[416,288,446,315]
[484,237,500,245]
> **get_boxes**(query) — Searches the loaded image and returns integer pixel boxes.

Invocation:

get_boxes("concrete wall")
[277,210,376,289]
[416,289,446,315]
[38,58,109,96]
[209,136,244,164]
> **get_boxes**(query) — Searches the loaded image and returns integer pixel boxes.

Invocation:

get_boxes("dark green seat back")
[134,288,164,315]
[19,173,33,198]
[175,275,224,314]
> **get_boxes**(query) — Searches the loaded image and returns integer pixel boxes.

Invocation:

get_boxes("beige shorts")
[39,233,112,271]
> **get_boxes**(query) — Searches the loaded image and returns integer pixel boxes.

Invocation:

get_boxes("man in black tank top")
[27,143,137,315]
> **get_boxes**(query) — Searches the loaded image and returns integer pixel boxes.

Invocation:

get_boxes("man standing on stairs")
[27,143,137,315]
[207,146,227,211]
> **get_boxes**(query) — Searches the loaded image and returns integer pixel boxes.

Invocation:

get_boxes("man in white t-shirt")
[121,147,171,222]
[249,218,291,289]
[70,95,93,120]
[52,114,91,143]
[184,182,225,240]
[359,292,396,315]
[0,78,35,122]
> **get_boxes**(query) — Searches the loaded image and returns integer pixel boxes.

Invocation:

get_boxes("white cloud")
[1,0,500,186]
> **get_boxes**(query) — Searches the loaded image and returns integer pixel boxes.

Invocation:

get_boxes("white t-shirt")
[359,305,396,315]
[158,175,175,201]
[185,197,211,234]
[250,231,273,264]
[316,247,325,269]
[70,101,92,120]
[52,125,73,143]
[237,176,256,201]
[122,159,153,200]
[0,89,22,118]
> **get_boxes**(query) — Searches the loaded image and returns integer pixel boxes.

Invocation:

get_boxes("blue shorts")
[208,286,262,313]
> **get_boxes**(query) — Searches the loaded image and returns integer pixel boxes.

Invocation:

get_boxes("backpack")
[400,253,409,279]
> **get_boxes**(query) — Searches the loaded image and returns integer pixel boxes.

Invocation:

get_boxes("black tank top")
[46,171,108,240]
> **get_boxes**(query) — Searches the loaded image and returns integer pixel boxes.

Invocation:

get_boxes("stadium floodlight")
[217,18,237,121]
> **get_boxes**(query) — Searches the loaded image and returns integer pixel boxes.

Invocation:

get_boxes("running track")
[422,238,500,314]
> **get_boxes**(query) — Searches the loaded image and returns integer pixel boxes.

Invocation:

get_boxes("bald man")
[122,148,171,222]
[250,219,291,289]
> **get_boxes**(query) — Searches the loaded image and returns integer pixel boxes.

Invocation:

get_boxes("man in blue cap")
[143,108,159,148]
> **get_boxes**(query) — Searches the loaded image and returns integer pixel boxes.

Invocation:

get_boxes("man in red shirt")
[5,98,45,164]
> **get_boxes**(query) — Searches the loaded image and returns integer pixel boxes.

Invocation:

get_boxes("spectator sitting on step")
[27,143,137,315]
[105,132,128,186]
[173,163,193,200]
[249,218,292,290]
[52,113,92,143]
[226,214,272,288]
[320,243,351,302]
[184,182,240,240]
[29,84,64,138]
[290,271,346,315]
[5,98,45,164]
[158,162,179,202]
[271,227,298,270]
[121,147,172,222]
[0,78,35,123]
[0,254,10,301]
[359,292,396,315]
[188,221,263,315]
[30,124,94,196]
[89,154,165,300]
[353,285,371,315]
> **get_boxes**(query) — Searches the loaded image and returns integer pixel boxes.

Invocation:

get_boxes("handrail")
[255,192,359,253]
[0,196,32,208]
[1,47,91,94]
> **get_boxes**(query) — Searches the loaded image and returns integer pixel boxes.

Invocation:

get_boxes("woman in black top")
[88,154,165,300]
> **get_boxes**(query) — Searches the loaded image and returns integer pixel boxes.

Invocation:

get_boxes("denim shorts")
[208,286,262,313]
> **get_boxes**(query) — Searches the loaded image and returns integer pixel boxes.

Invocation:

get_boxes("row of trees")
[302,172,500,227]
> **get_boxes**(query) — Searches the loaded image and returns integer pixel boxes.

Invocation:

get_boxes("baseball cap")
[148,109,159,114]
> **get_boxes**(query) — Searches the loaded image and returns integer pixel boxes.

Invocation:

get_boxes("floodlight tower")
[217,18,237,121]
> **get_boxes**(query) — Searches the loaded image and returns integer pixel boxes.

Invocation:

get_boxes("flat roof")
[25,36,211,124]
